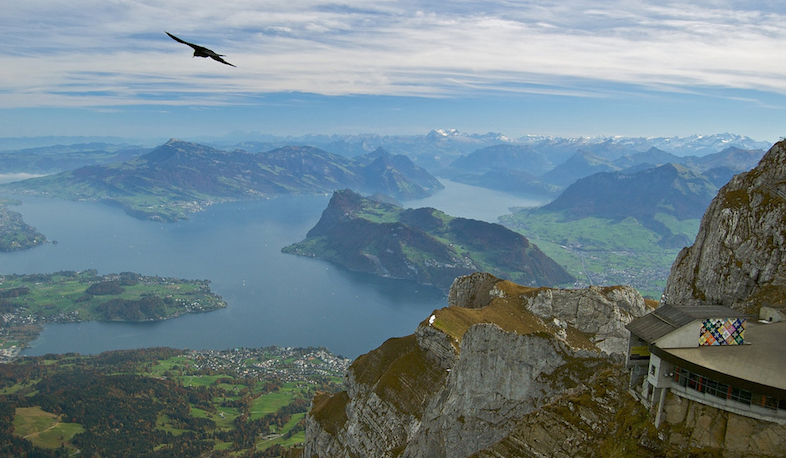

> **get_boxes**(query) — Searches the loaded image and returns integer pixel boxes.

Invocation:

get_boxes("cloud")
[2,0,786,109]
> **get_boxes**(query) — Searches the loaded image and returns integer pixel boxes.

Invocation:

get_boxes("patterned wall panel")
[699,318,745,345]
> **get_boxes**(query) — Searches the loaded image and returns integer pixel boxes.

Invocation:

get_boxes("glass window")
[762,396,779,410]
[730,387,752,405]
[670,366,786,412]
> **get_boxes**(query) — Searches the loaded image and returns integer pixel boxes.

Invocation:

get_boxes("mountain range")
[498,162,729,297]
[445,143,766,198]
[0,143,148,174]
[1,140,443,222]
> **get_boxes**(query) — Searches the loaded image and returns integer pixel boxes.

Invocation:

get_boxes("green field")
[0,347,349,457]
[501,209,701,299]
[13,406,85,452]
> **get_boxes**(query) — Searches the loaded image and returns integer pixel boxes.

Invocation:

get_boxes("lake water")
[0,180,545,359]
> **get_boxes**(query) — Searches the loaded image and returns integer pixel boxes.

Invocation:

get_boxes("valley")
[501,211,700,298]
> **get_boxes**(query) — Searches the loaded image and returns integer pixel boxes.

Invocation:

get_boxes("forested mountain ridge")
[1,140,442,222]
[540,163,717,225]
[283,189,574,292]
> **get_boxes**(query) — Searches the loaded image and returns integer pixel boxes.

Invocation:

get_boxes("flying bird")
[166,32,236,67]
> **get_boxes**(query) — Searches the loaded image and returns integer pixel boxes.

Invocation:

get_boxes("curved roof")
[657,321,786,397]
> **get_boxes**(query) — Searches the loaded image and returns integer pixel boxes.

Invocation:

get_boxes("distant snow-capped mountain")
[513,133,770,157]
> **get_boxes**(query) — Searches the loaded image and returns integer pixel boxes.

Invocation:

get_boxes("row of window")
[673,367,786,411]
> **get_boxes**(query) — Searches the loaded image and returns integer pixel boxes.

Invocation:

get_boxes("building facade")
[626,304,786,426]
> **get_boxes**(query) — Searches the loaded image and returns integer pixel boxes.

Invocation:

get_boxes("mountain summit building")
[626,304,786,426]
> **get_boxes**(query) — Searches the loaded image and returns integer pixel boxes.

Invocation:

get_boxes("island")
[0,270,227,356]
[283,189,574,292]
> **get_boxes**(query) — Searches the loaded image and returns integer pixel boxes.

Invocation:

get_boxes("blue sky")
[2,0,785,142]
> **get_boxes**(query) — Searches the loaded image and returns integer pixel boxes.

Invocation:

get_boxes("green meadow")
[501,210,701,299]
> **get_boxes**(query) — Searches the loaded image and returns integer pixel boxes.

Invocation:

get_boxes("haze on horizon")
[2,1,785,142]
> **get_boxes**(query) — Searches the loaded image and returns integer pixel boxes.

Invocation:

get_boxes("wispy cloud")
[2,0,785,108]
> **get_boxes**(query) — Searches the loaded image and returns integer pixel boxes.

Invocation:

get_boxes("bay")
[0,179,546,359]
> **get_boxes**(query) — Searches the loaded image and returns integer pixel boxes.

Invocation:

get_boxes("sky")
[2,0,785,142]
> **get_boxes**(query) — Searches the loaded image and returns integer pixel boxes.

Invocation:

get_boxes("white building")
[626,304,786,426]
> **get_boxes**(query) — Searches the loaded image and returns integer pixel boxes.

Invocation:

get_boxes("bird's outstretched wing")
[166,32,196,48]
[210,55,237,67]
[166,32,236,67]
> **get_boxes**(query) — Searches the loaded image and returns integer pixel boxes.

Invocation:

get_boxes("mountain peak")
[664,140,786,315]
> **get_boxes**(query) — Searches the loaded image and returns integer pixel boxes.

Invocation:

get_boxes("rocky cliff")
[664,140,786,316]
[304,273,650,458]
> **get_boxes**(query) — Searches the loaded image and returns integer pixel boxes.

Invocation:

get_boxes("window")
[672,366,783,412]
[704,379,729,400]
[650,364,656,376]
[686,372,703,392]
[730,387,752,405]
[762,396,779,410]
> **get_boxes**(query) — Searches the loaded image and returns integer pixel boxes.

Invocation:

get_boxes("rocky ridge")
[304,273,649,458]
[664,140,786,316]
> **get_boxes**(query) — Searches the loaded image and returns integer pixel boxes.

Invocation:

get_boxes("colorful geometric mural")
[699,318,745,346]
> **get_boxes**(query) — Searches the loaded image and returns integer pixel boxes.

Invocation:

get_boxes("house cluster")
[626,304,786,426]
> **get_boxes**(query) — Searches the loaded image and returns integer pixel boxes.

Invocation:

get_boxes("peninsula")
[0,270,227,357]
[0,199,45,252]
[283,189,574,292]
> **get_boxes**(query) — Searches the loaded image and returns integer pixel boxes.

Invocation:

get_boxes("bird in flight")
[166,32,236,67]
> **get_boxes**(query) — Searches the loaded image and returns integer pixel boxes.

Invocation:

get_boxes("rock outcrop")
[664,140,786,316]
[304,274,648,458]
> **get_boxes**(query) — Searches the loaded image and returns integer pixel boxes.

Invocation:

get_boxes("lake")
[0,180,545,359]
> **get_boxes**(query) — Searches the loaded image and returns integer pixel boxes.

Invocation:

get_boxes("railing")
[671,366,786,422]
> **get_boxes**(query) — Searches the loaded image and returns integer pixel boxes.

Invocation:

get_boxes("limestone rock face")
[304,274,648,458]
[401,324,595,458]
[450,273,648,357]
[524,285,648,357]
[664,140,786,315]
[447,272,506,309]
[660,391,786,457]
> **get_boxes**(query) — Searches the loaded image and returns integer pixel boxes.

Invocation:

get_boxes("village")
[183,346,352,382]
